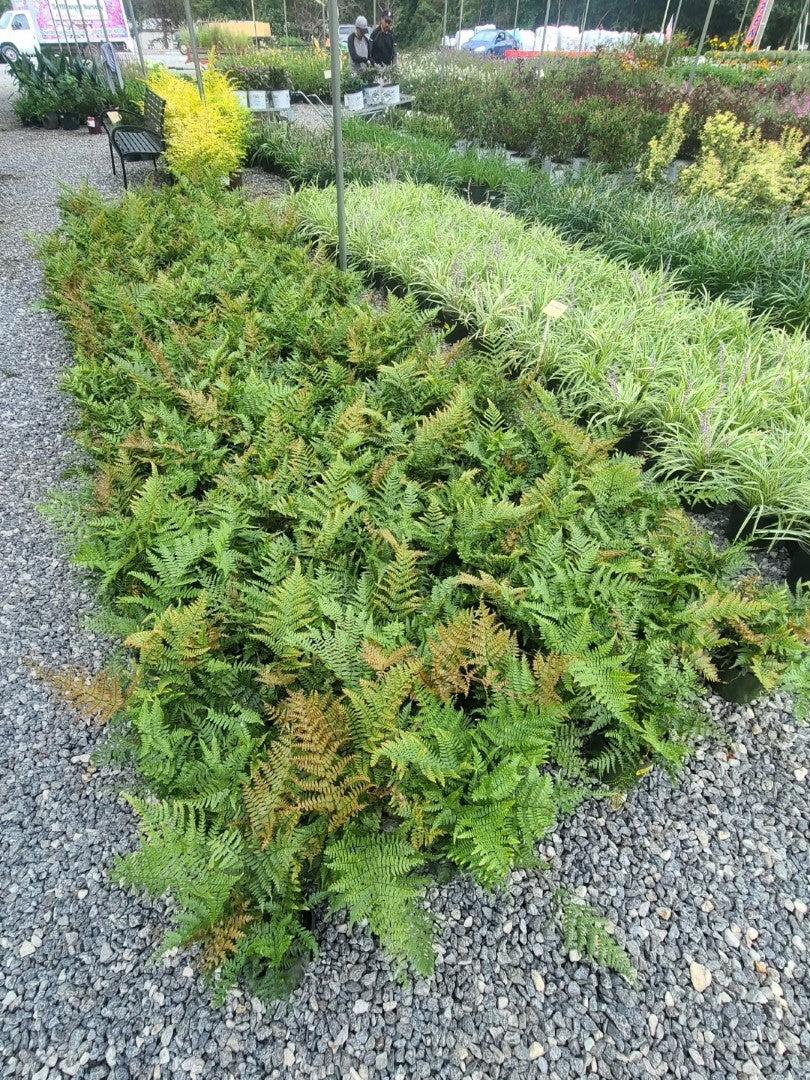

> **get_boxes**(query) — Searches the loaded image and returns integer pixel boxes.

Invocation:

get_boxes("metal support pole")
[326,0,347,270]
[736,0,752,42]
[51,0,74,52]
[182,0,204,100]
[250,0,258,47]
[578,0,590,52]
[687,0,717,89]
[93,0,112,46]
[513,0,519,34]
[456,0,464,48]
[659,0,671,36]
[789,0,810,49]
[283,0,289,41]
[662,0,683,66]
[122,0,146,73]
[61,0,83,53]
[538,0,552,55]
[75,0,95,53]
[440,0,449,45]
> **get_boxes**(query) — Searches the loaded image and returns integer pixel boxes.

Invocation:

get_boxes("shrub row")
[396,52,810,163]
[41,185,809,999]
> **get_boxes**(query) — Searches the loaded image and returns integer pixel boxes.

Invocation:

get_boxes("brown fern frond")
[361,640,418,673]
[39,665,135,725]
[200,896,252,971]
[175,387,219,424]
[531,651,569,704]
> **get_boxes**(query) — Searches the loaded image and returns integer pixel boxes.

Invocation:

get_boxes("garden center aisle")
[0,67,808,1080]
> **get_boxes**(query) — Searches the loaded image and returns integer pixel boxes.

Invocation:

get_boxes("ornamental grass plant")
[40,184,810,1000]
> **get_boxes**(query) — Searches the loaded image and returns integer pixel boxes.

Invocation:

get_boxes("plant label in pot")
[248,90,268,111]
[363,85,382,106]
[271,89,291,110]
[344,90,365,111]
[232,90,249,107]
[381,84,400,105]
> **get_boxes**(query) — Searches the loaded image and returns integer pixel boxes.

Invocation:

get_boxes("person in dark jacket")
[347,16,371,75]
[369,8,397,66]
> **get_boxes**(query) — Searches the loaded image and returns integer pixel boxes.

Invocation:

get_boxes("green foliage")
[638,101,688,187]
[41,183,810,1002]
[296,181,810,536]
[553,888,637,984]
[7,49,130,123]
[680,111,810,216]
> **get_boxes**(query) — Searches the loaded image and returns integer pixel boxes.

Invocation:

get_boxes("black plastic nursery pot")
[613,429,645,456]
[787,542,810,592]
[725,502,778,548]
[464,182,490,205]
[60,114,81,130]
[713,666,765,705]
[42,111,60,130]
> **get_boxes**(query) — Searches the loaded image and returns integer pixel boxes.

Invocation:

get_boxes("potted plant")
[342,73,365,111]
[270,71,292,111]
[362,68,383,107]
[380,66,400,105]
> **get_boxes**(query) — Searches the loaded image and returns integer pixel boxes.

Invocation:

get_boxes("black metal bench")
[103,88,166,190]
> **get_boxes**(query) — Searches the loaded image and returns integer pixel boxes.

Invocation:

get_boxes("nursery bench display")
[103,88,166,190]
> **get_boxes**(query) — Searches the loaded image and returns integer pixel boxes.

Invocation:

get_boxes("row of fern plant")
[294,181,810,541]
[41,183,809,1002]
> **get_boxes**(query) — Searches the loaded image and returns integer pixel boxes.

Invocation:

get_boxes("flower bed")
[41,184,810,1001]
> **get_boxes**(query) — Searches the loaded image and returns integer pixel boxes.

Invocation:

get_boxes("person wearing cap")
[369,9,397,66]
[348,16,371,74]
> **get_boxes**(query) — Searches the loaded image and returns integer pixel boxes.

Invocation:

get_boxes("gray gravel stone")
[1,66,808,1080]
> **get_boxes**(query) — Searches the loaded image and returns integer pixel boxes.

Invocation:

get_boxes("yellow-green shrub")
[148,66,251,187]
[638,102,688,187]
[680,111,810,215]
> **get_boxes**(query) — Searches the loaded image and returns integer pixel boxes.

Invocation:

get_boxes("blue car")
[461,29,519,57]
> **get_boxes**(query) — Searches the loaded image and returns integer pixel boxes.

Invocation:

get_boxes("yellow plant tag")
[543,300,567,320]
[107,110,121,124]
[324,69,331,81]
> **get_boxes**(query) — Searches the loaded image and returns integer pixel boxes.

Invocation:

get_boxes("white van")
[0,0,133,63]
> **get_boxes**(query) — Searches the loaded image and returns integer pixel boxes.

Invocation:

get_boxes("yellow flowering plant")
[148,65,252,187]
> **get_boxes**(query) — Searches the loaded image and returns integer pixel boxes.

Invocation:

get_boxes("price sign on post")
[540,299,568,365]
[543,300,568,320]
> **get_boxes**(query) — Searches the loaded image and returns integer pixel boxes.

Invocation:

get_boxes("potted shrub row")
[343,68,400,111]
[230,64,291,112]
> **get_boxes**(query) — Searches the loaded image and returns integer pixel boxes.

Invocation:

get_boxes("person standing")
[369,9,397,66]
[348,16,371,75]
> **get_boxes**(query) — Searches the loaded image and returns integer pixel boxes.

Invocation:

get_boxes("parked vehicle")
[0,0,134,63]
[338,24,355,51]
[461,29,519,57]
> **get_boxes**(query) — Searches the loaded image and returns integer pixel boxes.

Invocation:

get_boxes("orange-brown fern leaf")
[200,896,253,971]
[531,651,570,704]
[361,640,418,674]
[424,609,476,700]
[38,664,135,725]
[467,602,518,689]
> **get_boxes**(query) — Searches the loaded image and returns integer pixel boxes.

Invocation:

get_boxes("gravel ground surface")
[1,68,809,1080]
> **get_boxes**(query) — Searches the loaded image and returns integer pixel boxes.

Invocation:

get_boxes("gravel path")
[1,67,808,1080]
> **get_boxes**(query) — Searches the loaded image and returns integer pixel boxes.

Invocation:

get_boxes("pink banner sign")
[744,0,770,46]
[15,0,129,43]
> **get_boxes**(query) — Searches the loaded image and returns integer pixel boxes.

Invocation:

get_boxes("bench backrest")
[142,87,166,137]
